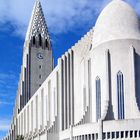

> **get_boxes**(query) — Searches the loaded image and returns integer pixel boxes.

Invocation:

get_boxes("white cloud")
[0,0,7,23]
[44,0,96,33]
[0,0,139,37]
[0,72,17,105]
[0,118,11,131]
[0,101,13,106]
[0,72,17,88]
[0,0,107,37]
[0,73,16,80]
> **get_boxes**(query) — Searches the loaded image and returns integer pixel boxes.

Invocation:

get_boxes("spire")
[25,0,50,41]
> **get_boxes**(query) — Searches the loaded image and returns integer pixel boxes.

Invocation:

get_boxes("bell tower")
[20,0,53,109]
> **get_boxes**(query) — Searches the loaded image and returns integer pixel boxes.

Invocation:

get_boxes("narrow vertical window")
[117,71,125,119]
[45,39,48,49]
[39,65,42,69]
[96,76,101,121]
[39,34,42,46]
[33,36,35,45]
[39,75,41,79]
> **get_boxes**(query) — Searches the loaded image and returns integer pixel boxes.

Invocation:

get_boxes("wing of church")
[2,0,140,140]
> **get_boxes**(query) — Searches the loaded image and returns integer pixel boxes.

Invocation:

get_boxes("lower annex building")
[3,0,140,140]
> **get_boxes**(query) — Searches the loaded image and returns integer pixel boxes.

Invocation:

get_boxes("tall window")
[117,71,125,119]
[33,36,35,45]
[39,34,42,46]
[96,77,101,121]
[45,39,48,48]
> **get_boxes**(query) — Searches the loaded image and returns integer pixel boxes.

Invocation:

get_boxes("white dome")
[93,0,140,47]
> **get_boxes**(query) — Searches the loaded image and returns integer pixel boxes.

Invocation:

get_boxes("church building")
[2,0,140,140]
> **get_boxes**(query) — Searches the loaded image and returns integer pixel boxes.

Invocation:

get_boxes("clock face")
[36,53,43,59]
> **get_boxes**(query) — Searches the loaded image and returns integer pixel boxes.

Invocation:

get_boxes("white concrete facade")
[2,0,140,140]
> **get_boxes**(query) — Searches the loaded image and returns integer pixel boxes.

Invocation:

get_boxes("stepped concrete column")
[70,125,73,140]
[98,120,103,140]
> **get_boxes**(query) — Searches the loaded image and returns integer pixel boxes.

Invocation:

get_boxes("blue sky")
[0,0,139,139]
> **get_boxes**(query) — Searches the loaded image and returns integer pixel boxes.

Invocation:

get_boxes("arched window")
[117,71,125,119]
[39,34,42,46]
[96,76,101,121]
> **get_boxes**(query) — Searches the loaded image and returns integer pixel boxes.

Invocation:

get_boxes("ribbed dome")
[93,0,140,47]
